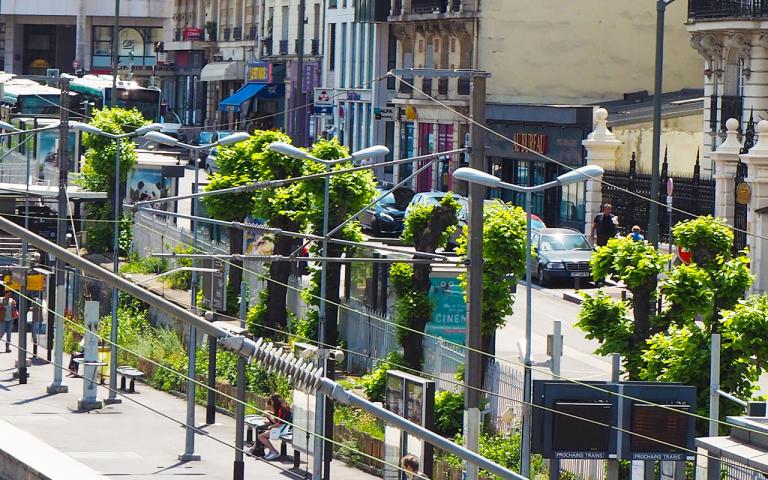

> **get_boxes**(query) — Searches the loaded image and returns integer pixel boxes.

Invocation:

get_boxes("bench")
[244,415,300,468]
[116,366,144,393]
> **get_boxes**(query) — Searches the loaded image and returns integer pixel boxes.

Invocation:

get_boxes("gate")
[602,150,715,243]
[734,112,754,252]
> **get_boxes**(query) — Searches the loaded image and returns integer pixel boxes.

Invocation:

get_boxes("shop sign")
[512,132,548,154]
[247,62,272,83]
[374,106,397,121]
[313,88,334,115]
[425,275,466,346]
[119,28,145,57]
[404,105,417,121]
[183,27,203,40]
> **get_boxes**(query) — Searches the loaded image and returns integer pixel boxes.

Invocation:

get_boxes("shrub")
[434,390,464,436]
[361,351,405,402]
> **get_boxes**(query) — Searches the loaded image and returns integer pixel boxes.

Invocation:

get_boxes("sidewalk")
[0,342,378,480]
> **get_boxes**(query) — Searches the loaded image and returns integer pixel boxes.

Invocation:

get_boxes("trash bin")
[97,346,111,384]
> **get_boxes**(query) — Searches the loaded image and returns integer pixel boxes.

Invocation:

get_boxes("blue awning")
[219,83,267,112]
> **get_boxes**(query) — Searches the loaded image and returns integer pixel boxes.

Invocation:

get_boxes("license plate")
[571,272,591,277]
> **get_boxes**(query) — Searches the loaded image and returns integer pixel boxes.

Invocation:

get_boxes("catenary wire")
[130,218,765,437]
[4,298,762,477]
[387,71,768,246]
[0,283,414,476]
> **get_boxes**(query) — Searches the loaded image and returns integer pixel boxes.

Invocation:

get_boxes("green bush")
[334,404,384,440]
[120,252,168,275]
[361,351,405,402]
[434,390,464,436]
[163,244,194,290]
[438,432,547,478]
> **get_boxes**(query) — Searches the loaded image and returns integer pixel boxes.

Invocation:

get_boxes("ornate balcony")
[688,0,768,20]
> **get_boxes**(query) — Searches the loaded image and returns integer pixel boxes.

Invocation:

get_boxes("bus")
[0,78,62,119]
[68,75,161,123]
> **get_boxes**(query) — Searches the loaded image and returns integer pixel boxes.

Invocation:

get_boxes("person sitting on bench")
[248,393,292,460]
[67,339,85,377]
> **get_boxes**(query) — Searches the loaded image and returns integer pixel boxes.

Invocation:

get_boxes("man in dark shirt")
[591,203,618,247]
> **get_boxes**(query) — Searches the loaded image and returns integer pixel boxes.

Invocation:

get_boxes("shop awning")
[200,61,244,82]
[219,83,268,112]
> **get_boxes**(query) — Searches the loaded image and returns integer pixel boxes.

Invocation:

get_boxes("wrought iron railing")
[233,27,242,41]
[279,40,289,55]
[311,39,320,55]
[688,0,768,19]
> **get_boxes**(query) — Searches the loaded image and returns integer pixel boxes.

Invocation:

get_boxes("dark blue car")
[532,228,594,287]
[360,186,415,236]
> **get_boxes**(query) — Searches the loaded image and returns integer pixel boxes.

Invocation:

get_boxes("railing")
[279,40,289,55]
[311,39,320,55]
[233,27,242,41]
[689,0,768,19]
[263,39,273,55]
[412,0,446,13]
[223,28,231,41]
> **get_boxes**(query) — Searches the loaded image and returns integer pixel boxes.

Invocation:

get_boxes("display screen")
[552,401,612,456]
[630,403,690,453]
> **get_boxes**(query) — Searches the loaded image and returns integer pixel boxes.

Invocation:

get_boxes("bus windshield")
[105,87,160,122]
[18,95,61,115]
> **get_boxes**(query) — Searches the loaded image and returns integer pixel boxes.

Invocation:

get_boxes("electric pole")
[295,0,306,146]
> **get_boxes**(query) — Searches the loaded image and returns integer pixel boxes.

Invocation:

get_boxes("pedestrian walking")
[628,225,645,242]
[1,290,16,353]
[591,203,619,247]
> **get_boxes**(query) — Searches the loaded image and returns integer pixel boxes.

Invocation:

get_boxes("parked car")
[159,110,183,140]
[360,185,415,236]
[203,131,248,172]
[532,227,594,287]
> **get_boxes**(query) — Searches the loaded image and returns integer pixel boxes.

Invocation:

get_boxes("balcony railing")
[311,39,320,55]
[279,40,289,55]
[263,39,273,56]
[223,28,231,41]
[409,0,461,14]
[421,78,432,94]
[247,26,258,40]
[233,27,242,41]
[688,0,768,19]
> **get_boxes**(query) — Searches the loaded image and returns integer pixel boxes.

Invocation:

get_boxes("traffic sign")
[677,245,692,264]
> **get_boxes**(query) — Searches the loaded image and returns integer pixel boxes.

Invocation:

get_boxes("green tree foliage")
[360,351,405,402]
[79,108,148,253]
[299,139,377,350]
[433,390,465,436]
[393,194,459,370]
[576,216,755,426]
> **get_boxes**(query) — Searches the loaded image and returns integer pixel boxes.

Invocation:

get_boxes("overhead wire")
[0,282,412,477]
[130,218,765,438]
[387,71,768,245]
[4,282,763,477]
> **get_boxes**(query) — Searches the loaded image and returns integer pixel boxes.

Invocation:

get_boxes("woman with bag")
[249,393,292,460]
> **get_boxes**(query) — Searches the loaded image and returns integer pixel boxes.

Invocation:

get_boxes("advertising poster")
[127,167,168,211]
[425,275,466,346]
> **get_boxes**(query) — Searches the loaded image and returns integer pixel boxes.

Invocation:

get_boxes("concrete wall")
[612,113,706,177]
[478,0,702,104]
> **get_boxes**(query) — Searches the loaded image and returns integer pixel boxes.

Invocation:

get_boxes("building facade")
[0,1,172,82]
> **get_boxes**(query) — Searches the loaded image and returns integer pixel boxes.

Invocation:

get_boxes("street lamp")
[452,164,604,477]
[143,129,250,462]
[266,140,388,480]
[70,121,163,405]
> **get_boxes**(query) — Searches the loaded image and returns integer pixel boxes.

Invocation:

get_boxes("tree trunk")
[481,332,495,384]
[630,285,653,380]
[264,223,299,334]
[323,242,344,347]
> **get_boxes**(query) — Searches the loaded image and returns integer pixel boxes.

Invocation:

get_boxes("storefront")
[487,104,593,230]
[171,51,206,127]
[217,61,286,132]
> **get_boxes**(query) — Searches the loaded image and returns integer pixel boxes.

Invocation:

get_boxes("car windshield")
[378,189,412,209]
[199,132,214,144]
[540,234,591,251]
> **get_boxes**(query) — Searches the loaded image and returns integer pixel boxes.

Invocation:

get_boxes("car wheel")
[537,265,548,287]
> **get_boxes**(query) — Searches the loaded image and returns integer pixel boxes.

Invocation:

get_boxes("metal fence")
[133,210,229,259]
[338,298,399,373]
[601,151,715,244]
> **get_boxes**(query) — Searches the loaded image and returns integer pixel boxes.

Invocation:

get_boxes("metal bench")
[116,366,144,393]
[244,415,299,467]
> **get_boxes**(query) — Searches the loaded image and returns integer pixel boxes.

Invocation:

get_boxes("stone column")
[740,120,768,292]
[581,108,621,235]
[710,118,743,225]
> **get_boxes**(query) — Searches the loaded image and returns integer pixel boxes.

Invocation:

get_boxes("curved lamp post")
[452,164,604,477]
[143,129,250,461]
[266,141,388,480]
[70,121,163,405]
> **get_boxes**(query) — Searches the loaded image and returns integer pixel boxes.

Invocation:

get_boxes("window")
[92,26,163,68]
[560,180,585,223]
[328,23,336,71]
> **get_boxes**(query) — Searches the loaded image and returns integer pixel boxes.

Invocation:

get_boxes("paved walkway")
[0,339,378,480]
